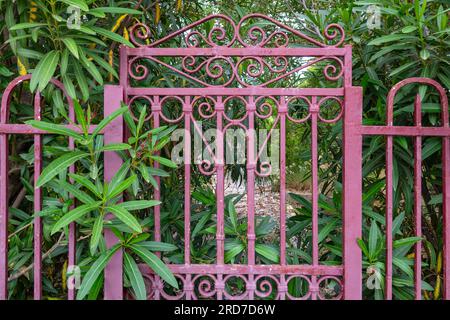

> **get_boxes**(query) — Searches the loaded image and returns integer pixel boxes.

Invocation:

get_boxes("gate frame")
[0,14,448,300]
[105,14,364,300]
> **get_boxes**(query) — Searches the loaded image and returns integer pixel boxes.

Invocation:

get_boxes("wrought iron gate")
[0,14,449,300]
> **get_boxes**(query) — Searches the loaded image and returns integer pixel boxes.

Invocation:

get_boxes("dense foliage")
[0,0,449,300]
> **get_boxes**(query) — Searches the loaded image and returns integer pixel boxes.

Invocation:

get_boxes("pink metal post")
[247,97,256,267]
[343,86,363,300]
[103,85,125,300]
[33,92,42,300]
[443,135,450,299]
[413,94,422,300]
[279,97,287,267]
[0,84,10,300]
[216,96,225,266]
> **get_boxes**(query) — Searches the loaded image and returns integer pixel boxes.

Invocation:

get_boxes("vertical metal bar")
[311,97,319,266]
[384,81,397,300]
[216,97,225,265]
[441,79,450,300]
[152,96,161,300]
[385,135,394,300]
[33,92,42,300]
[68,99,76,300]
[0,127,8,300]
[279,97,287,266]
[246,97,256,300]
[184,97,191,266]
[443,135,450,300]
[247,97,256,266]
[68,154,76,299]
[344,45,353,88]
[414,94,422,300]
[103,85,124,300]
[343,86,363,300]
[153,97,161,245]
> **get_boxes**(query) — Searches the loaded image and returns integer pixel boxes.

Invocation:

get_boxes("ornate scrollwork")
[317,96,344,123]
[128,56,149,81]
[130,14,345,49]
[193,275,217,299]
[181,56,235,87]
[138,272,343,300]
[127,15,346,87]
[255,275,280,299]
[129,55,344,88]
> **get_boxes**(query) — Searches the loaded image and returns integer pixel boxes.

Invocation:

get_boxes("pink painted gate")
[0,14,449,300]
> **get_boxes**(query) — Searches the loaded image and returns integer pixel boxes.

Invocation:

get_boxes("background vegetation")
[0,0,449,299]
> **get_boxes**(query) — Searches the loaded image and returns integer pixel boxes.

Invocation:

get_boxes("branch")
[8,233,65,282]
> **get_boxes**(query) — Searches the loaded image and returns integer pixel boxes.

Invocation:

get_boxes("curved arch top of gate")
[122,14,352,92]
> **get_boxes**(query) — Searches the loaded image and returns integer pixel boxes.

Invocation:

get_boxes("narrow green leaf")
[318,218,339,243]
[124,252,146,300]
[76,244,121,300]
[90,26,134,47]
[26,120,83,140]
[107,160,130,194]
[393,237,422,248]
[59,180,95,204]
[401,26,417,33]
[138,163,151,183]
[90,215,103,255]
[150,156,178,168]
[51,202,101,235]
[255,244,280,263]
[73,100,88,134]
[368,34,415,46]
[107,175,136,200]
[96,143,131,153]
[123,108,137,134]
[119,200,161,211]
[228,201,238,231]
[73,60,89,101]
[106,205,142,233]
[62,74,76,99]
[225,243,244,263]
[92,106,128,137]
[138,241,178,252]
[68,173,102,198]
[90,7,141,15]
[368,220,379,257]
[62,38,79,59]
[130,245,178,289]
[30,50,60,92]
[59,0,89,11]
[79,53,103,85]
[393,257,414,278]
[357,238,370,258]
[37,151,88,187]
[9,22,47,31]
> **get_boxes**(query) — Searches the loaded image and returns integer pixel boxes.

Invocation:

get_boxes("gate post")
[343,86,363,299]
[103,85,124,300]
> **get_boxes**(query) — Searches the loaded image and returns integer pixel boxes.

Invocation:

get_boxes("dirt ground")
[224,177,310,221]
